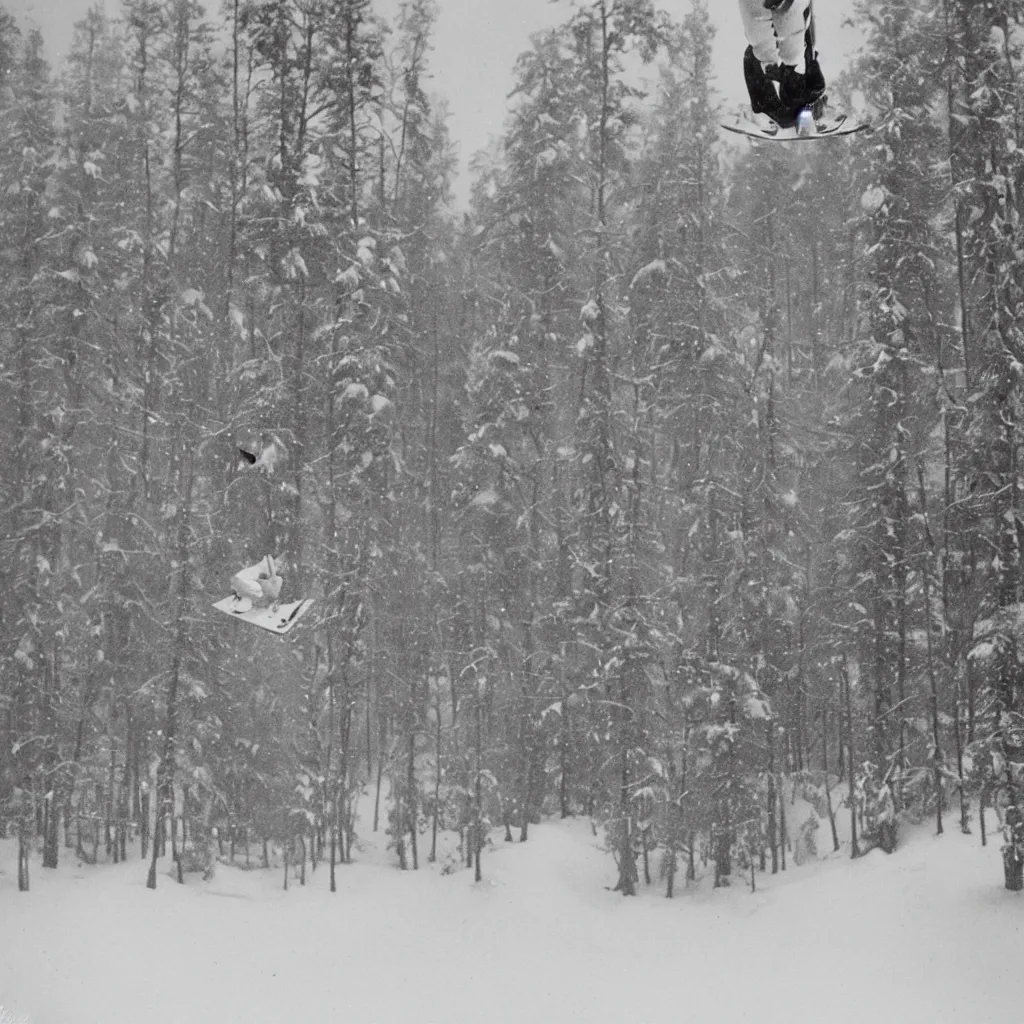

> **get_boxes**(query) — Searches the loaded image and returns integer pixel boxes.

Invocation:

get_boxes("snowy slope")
[0,808,1019,1024]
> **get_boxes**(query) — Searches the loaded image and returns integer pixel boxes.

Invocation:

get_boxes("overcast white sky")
[6,0,863,200]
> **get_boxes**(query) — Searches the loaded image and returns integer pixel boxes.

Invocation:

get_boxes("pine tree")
[943,0,1024,882]
[0,18,70,870]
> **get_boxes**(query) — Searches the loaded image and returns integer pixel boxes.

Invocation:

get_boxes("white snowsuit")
[738,0,812,71]
[230,555,283,607]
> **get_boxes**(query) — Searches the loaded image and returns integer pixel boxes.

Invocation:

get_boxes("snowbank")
[0,809,1018,1024]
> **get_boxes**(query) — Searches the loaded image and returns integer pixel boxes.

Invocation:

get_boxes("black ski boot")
[768,36,827,123]
[742,45,794,128]
[774,64,823,111]
[803,28,828,115]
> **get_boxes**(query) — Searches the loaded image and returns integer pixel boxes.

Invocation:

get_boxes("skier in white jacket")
[230,555,283,610]
[739,0,826,128]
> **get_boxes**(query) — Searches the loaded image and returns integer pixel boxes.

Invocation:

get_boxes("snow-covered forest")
[1,0,1024,947]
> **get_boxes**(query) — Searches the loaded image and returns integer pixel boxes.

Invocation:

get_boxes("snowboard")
[212,594,314,635]
[721,112,870,142]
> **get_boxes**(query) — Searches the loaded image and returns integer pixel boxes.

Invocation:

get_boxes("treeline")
[1,0,1022,896]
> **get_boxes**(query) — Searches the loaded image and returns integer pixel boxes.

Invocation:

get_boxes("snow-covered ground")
[0,801,1019,1024]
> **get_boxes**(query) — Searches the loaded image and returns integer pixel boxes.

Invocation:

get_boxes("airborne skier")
[738,0,826,130]
[213,555,314,635]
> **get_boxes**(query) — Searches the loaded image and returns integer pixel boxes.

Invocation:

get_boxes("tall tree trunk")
[822,702,840,853]
[767,719,778,874]
[842,657,858,858]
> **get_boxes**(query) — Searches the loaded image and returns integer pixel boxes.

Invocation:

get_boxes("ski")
[721,112,871,142]
[212,595,314,635]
